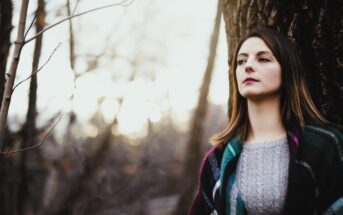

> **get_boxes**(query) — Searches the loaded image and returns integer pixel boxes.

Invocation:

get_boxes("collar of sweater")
[219,130,299,197]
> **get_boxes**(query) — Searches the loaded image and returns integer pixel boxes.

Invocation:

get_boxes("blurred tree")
[175,0,223,214]
[0,1,14,215]
[66,0,75,71]
[0,0,13,110]
[43,51,139,215]
[64,0,77,138]
[0,0,129,152]
[223,0,343,124]
[17,0,46,214]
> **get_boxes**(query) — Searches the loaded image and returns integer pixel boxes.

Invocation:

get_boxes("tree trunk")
[17,0,46,214]
[0,0,13,110]
[175,0,222,214]
[64,0,77,144]
[222,0,343,124]
[0,1,15,215]
[67,0,75,70]
[0,0,29,150]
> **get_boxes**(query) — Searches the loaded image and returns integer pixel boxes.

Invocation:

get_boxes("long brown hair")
[211,27,329,146]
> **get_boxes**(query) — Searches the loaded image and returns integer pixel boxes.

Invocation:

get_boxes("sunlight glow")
[83,123,99,138]
[9,0,228,142]
[101,98,120,124]
[117,98,148,135]
[148,103,162,123]
[115,80,164,136]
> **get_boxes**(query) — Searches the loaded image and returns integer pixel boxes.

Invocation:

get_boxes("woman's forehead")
[238,37,273,55]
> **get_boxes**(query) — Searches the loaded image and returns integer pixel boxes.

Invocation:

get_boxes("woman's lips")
[243,78,258,83]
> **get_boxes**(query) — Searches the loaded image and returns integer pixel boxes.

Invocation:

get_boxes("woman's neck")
[245,96,286,143]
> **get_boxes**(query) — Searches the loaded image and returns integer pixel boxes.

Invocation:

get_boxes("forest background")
[0,0,342,214]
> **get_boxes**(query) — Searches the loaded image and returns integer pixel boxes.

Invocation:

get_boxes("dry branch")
[24,0,135,44]
[12,42,62,93]
[0,115,62,154]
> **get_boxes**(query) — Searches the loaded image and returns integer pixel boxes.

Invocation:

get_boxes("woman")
[189,28,343,215]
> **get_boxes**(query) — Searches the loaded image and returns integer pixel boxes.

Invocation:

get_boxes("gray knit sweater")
[235,137,289,215]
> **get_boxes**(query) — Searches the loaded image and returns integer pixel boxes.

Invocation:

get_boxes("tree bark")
[222,0,343,124]
[0,0,29,150]
[0,0,13,110]
[0,4,14,215]
[21,0,45,151]
[175,0,222,214]
[17,0,45,214]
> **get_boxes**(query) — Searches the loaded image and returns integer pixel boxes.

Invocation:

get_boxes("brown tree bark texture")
[0,0,29,150]
[222,0,343,125]
[17,0,46,214]
[0,3,14,215]
[0,0,13,110]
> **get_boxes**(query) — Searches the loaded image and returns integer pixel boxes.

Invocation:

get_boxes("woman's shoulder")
[303,123,343,144]
[198,144,226,176]
[201,136,242,168]
[302,122,343,160]
[202,145,225,167]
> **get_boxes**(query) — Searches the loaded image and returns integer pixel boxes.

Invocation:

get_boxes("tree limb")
[12,42,62,93]
[0,114,62,154]
[24,0,136,44]
[24,12,38,39]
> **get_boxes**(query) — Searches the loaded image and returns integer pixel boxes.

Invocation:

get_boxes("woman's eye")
[237,59,246,65]
[259,57,270,62]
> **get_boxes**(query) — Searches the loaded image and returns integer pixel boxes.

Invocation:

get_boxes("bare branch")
[0,147,11,168]
[12,42,62,93]
[0,114,63,154]
[24,0,136,44]
[72,0,80,15]
[24,13,38,40]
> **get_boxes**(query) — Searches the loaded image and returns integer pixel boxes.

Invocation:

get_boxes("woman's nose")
[244,59,254,73]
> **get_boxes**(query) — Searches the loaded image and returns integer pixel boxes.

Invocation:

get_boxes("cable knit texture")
[236,137,289,215]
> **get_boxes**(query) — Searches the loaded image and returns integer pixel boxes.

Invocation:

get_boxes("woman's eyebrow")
[256,51,273,56]
[237,50,273,57]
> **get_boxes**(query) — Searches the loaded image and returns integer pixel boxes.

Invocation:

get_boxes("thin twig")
[0,147,11,168]
[24,13,38,39]
[72,0,80,15]
[24,0,136,44]
[12,42,62,93]
[0,114,63,154]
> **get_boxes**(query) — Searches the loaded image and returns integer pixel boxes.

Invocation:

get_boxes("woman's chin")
[242,94,264,101]
[240,91,262,99]
[241,91,281,101]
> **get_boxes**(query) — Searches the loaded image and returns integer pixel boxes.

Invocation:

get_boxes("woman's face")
[235,37,282,101]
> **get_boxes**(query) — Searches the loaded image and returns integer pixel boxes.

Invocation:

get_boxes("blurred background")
[1,0,342,214]
[1,0,229,214]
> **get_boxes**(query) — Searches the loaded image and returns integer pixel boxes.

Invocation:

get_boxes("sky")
[8,0,229,141]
